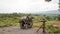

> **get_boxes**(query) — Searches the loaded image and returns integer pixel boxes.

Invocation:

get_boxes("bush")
[57,15,60,21]
[46,24,60,33]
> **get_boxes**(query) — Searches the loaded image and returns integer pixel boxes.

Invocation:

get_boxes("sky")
[0,0,59,13]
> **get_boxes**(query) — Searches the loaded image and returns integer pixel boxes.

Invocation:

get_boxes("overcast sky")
[0,0,59,13]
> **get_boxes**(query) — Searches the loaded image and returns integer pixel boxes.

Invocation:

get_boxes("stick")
[36,25,42,32]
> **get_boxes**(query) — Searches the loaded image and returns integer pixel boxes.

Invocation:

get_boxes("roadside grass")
[0,17,20,27]
[32,21,60,33]
[1,31,6,34]
[0,15,60,33]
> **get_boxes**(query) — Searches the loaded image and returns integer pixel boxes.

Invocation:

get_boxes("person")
[41,19,47,33]
[36,19,46,33]
[42,19,46,33]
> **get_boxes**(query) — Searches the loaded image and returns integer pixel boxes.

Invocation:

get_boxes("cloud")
[0,0,59,13]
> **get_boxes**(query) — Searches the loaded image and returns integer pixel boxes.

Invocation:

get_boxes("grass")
[32,21,60,33]
[0,14,60,33]
[0,17,20,27]
[1,31,6,34]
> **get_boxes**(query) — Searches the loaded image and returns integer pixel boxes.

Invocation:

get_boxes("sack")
[21,16,27,20]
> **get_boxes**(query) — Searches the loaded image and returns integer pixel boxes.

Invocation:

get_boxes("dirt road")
[0,26,50,34]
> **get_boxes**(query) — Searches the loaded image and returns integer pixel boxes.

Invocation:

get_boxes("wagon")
[20,16,33,29]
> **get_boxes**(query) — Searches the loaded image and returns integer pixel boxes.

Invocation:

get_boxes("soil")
[0,26,59,34]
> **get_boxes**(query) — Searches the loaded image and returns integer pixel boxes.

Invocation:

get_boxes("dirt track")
[0,26,52,34]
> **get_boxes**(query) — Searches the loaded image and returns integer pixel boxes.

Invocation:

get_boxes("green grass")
[0,17,20,27]
[33,21,60,33]
[0,14,60,33]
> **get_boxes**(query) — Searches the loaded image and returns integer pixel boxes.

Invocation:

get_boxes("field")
[0,13,60,34]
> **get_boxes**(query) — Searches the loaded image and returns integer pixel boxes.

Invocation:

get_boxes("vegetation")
[0,13,60,33]
[57,15,60,20]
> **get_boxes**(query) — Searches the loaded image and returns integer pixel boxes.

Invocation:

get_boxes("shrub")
[57,15,60,21]
[46,24,60,33]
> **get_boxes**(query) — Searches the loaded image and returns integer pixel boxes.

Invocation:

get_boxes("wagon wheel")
[24,23,28,29]
[28,22,33,28]
[20,23,23,29]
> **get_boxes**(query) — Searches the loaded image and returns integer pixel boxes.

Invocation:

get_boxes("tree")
[45,0,52,2]
[57,15,60,21]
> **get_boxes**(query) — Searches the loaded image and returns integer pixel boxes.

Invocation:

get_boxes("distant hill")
[33,10,60,15]
[0,10,60,15]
